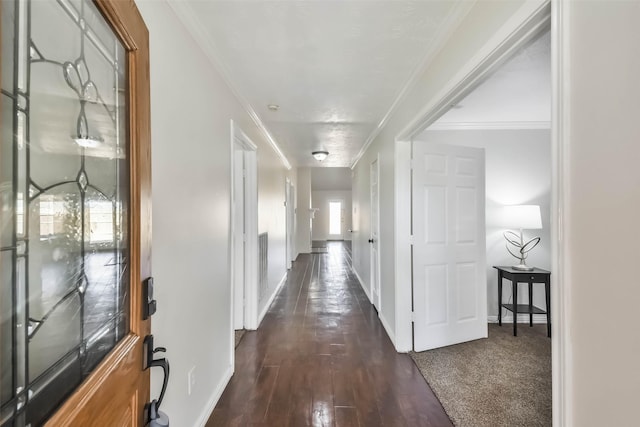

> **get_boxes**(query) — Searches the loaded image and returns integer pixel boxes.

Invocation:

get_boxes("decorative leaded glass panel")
[0,0,129,425]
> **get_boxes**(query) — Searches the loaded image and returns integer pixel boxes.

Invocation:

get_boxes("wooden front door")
[0,0,151,425]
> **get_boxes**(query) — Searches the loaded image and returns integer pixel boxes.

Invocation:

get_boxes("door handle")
[144,335,170,426]
[368,239,374,243]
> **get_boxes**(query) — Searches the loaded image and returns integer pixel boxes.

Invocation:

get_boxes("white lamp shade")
[502,205,542,229]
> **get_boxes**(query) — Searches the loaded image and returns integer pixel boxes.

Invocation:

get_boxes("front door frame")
[393,1,570,426]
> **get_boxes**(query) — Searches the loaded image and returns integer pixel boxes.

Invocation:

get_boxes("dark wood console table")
[494,266,551,337]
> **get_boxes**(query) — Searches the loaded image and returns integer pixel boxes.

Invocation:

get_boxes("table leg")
[498,271,503,326]
[529,281,533,327]
[513,279,517,336]
[546,278,551,338]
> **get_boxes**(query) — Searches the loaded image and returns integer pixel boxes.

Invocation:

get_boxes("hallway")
[207,242,452,426]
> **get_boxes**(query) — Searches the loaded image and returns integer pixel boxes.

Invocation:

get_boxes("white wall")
[137,2,293,425]
[416,129,551,321]
[351,0,543,346]
[311,191,352,241]
[310,167,352,191]
[562,2,640,425]
[295,167,312,255]
[256,148,292,320]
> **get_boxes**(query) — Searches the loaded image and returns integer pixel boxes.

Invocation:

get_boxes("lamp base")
[512,264,534,271]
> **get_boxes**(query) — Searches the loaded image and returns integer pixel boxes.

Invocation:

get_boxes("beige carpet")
[410,324,551,427]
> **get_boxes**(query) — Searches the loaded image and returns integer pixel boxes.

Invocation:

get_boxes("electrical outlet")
[188,366,196,395]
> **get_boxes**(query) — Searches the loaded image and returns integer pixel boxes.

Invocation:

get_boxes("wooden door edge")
[44,334,141,426]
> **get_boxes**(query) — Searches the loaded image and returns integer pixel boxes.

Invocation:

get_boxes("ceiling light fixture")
[267,104,279,111]
[312,150,329,162]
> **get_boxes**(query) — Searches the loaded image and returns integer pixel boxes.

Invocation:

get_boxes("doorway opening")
[309,167,353,251]
[394,8,553,426]
[328,200,343,238]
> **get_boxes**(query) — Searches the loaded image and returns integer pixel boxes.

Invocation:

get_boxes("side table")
[494,266,551,337]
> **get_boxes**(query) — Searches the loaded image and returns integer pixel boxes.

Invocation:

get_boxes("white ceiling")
[170,0,473,167]
[431,30,551,130]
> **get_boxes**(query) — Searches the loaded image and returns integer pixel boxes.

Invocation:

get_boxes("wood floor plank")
[311,354,334,426]
[335,406,360,427]
[207,242,451,427]
[245,366,280,423]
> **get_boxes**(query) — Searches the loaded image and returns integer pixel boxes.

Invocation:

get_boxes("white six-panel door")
[412,142,487,351]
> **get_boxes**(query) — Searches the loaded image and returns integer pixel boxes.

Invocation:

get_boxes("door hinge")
[409,235,414,245]
[410,311,415,322]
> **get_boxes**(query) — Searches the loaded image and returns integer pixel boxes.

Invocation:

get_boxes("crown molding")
[166,0,292,170]
[427,120,551,131]
[350,0,476,169]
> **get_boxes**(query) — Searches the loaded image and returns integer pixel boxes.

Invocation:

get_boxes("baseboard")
[488,314,548,324]
[379,313,396,348]
[196,364,233,427]
[350,266,395,348]
[257,272,287,327]
[351,266,372,302]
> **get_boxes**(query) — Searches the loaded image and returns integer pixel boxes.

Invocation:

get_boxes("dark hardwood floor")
[206,242,452,427]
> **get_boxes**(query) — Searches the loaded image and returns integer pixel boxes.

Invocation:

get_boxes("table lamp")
[502,205,542,271]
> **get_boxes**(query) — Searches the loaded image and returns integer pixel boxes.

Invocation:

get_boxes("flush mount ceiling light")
[312,150,329,161]
[267,104,279,111]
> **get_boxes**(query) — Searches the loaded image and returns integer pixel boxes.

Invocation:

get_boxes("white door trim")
[551,0,572,425]
[232,148,245,331]
[285,178,294,268]
[394,141,412,351]
[230,121,259,357]
[370,154,381,311]
[393,1,570,426]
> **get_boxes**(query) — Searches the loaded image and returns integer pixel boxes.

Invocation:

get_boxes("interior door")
[370,158,381,311]
[0,0,152,425]
[412,142,487,351]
